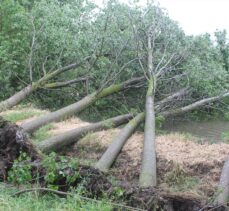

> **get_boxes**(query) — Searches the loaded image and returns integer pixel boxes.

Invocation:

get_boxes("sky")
[158,0,229,36]
[93,0,229,36]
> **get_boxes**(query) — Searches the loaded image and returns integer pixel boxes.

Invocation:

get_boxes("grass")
[1,107,53,143]
[164,164,200,192]
[32,124,54,143]
[224,112,229,121]
[0,183,113,211]
[2,110,44,123]
[222,131,229,143]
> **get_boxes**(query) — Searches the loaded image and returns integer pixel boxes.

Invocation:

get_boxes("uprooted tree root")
[0,117,42,180]
[0,117,227,211]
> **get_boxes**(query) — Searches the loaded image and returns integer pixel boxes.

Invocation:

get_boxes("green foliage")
[8,152,32,185]
[222,131,229,142]
[186,34,229,97]
[156,115,165,129]
[42,153,80,186]
[215,30,229,72]
[111,187,125,200]
[0,0,228,119]
[224,112,229,121]
[0,0,30,99]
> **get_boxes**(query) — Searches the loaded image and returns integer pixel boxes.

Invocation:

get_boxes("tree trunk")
[22,77,144,133]
[0,61,84,112]
[161,91,229,117]
[37,114,133,153]
[94,87,190,172]
[0,85,34,112]
[43,77,87,89]
[155,87,190,111]
[139,78,157,187]
[214,156,229,206]
[95,112,145,172]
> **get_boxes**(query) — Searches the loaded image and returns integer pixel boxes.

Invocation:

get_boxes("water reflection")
[163,120,229,142]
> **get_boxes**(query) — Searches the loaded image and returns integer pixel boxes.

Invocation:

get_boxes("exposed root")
[0,116,41,181]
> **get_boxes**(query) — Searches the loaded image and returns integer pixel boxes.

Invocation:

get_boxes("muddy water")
[163,119,229,142]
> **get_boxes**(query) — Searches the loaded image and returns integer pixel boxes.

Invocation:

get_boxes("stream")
[163,119,229,142]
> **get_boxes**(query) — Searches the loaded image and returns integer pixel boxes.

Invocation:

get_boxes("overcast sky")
[93,0,229,36]
[158,0,229,36]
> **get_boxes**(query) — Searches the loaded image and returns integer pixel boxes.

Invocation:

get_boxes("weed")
[2,110,44,123]
[32,124,54,142]
[224,112,229,121]
[41,152,81,188]
[164,164,200,192]
[7,152,32,185]
[0,183,113,211]
[222,131,229,143]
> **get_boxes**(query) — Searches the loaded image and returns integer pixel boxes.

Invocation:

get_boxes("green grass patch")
[164,165,200,192]
[0,183,113,211]
[222,131,229,143]
[2,110,44,123]
[32,124,54,143]
[224,112,229,121]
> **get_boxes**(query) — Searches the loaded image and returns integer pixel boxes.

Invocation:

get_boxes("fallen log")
[161,91,229,117]
[0,61,85,112]
[43,77,87,89]
[95,112,145,172]
[95,88,192,172]
[139,76,157,187]
[37,114,134,153]
[22,76,145,133]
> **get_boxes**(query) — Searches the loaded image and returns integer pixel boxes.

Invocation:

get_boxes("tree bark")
[95,112,145,172]
[37,114,133,153]
[0,85,34,112]
[161,91,229,117]
[155,87,190,111]
[95,87,191,172]
[22,77,144,133]
[43,77,87,89]
[214,156,229,206]
[139,78,157,187]
[0,61,84,112]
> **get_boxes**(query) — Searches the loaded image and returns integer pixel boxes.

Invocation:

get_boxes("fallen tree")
[37,113,134,153]
[0,61,86,112]
[95,88,190,172]
[161,91,229,118]
[22,76,145,133]
[139,27,158,187]
[95,112,145,172]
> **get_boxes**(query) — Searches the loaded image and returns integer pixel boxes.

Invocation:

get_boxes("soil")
[0,116,41,180]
